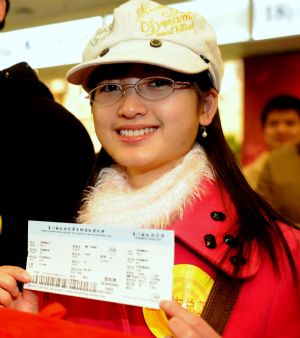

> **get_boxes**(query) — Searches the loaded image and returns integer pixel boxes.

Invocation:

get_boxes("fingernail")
[160,300,171,308]
[21,272,31,281]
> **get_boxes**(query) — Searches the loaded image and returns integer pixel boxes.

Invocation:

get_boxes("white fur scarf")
[77,145,214,229]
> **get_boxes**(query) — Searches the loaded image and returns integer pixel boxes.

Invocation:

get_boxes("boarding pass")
[25,220,174,309]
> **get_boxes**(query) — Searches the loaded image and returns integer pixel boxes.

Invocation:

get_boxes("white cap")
[67,0,223,91]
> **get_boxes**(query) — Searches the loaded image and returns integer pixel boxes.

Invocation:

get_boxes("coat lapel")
[168,179,261,279]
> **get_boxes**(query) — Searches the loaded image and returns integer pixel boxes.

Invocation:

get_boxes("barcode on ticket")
[30,274,97,292]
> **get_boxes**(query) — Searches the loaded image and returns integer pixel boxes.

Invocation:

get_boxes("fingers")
[160,300,221,338]
[13,289,40,313]
[0,266,31,307]
[0,266,31,282]
[168,316,199,338]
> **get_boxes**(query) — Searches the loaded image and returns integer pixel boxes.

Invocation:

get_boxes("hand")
[160,300,221,338]
[0,265,39,313]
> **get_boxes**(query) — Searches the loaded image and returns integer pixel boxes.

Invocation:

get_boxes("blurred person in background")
[257,142,300,226]
[0,0,96,268]
[243,94,300,189]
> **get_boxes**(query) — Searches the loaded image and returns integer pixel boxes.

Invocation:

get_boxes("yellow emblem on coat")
[143,264,214,337]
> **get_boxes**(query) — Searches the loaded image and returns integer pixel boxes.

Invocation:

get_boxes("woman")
[1,0,299,337]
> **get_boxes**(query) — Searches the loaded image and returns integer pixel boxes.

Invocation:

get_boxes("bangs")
[86,63,209,91]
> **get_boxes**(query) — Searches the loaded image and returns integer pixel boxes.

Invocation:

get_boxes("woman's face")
[91,65,216,188]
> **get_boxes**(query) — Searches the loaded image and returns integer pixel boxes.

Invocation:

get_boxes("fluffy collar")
[77,145,214,229]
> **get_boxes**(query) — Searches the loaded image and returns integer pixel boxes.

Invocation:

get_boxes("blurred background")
[1,0,300,162]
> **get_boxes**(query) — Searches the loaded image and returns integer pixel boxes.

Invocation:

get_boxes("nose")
[276,122,290,134]
[116,87,148,119]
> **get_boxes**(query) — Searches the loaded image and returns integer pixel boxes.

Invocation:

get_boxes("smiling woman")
[84,63,211,188]
[1,0,300,337]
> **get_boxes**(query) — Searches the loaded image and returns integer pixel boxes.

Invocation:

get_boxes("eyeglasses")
[86,76,192,107]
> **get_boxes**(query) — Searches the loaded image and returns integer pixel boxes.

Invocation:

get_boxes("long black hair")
[82,68,298,280]
[196,71,298,280]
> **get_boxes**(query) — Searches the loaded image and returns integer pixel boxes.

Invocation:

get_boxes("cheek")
[92,113,102,137]
[166,92,200,121]
[91,109,110,142]
[264,126,276,136]
[168,111,200,147]
[290,124,300,133]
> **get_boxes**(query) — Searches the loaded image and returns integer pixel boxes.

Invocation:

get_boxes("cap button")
[210,211,226,221]
[150,39,162,48]
[204,234,217,249]
[100,48,109,57]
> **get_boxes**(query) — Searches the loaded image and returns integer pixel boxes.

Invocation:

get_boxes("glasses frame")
[86,76,192,107]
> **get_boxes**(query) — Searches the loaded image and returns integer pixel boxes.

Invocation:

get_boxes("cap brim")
[66,40,210,90]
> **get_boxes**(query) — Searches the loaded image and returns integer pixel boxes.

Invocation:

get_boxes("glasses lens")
[90,83,122,106]
[138,77,174,100]
[88,77,185,105]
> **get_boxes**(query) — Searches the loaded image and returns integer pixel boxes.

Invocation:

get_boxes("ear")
[198,89,218,126]
[0,0,6,22]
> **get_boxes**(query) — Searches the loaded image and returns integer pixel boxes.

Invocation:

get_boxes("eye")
[285,120,297,126]
[267,121,279,127]
[147,78,172,88]
[98,84,121,93]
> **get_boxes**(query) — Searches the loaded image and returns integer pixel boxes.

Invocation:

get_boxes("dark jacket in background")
[0,62,96,268]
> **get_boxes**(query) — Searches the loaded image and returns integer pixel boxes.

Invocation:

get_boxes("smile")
[119,127,157,136]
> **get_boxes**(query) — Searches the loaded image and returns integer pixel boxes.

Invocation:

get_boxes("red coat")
[40,179,300,338]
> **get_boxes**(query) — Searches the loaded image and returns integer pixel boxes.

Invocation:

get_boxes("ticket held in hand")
[25,220,174,309]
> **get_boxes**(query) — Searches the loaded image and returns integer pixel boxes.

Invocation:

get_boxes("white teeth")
[120,128,156,136]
